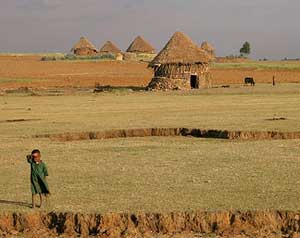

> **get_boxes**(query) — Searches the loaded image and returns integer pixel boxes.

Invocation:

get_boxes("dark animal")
[272,76,276,86]
[244,77,255,86]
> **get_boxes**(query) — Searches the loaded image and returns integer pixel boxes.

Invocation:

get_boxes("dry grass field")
[0,85,300,213]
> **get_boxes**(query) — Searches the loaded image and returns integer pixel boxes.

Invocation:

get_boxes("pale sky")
[0,0,299,59]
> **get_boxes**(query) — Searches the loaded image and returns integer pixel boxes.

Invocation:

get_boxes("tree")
[240,41,251,57]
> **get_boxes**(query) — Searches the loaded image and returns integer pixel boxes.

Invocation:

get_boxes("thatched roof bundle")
[126,36,155,54]
[99,41,122,55]
[201,41,215,57]
[71,37,98,52]
[149,32,210,66]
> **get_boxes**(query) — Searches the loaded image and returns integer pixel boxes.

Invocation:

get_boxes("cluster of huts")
[71,36,155,61]
[71,32,215,90]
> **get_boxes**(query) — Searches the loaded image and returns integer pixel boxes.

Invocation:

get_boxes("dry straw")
[126,36,155,54]
[201,41,215,58]
[99,41,122,55]
[149,32,210,66]
[71,37,98,52]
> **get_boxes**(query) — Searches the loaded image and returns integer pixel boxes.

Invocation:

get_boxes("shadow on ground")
[93,85,146,92]
[0,199,31,208]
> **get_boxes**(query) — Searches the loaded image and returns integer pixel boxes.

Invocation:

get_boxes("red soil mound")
[1,211,300,237]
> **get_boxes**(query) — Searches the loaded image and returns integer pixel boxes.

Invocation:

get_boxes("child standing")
[26,149,50,208]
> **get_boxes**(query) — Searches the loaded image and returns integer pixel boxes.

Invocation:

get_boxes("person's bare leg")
[32,194,36,208]
[45,194,50,209]
[39,194,43,208]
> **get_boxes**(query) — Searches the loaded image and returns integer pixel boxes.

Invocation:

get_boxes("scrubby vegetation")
[41,53,116,61]
[135,53,156,62]
[213,61,300,70]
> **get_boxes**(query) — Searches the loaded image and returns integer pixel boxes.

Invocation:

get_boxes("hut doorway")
[190,75,198,89]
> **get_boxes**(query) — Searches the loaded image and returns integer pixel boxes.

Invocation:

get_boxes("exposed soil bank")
[36,128,300,142]
[1,211,300,237]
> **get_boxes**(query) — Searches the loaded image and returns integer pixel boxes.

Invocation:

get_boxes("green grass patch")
[41,54,116,62]
[136,53,156,62]
[0,53,65,58]
[213,61,300,71]
[0,78,42,84]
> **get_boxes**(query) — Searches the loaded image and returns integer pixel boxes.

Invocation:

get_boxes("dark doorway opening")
[190,75,198,89]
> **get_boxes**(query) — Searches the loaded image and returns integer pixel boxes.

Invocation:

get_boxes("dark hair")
[31,149,41,155]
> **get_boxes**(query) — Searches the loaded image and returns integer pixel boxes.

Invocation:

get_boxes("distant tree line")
[240,41,251,57]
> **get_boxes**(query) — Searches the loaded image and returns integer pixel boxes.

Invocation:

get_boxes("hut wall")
[123,52,137,61]
[116,53,123,61]
[154,64,207,79]
[149,63,210,90]
[74,48,97,56]
[147,77,190,91]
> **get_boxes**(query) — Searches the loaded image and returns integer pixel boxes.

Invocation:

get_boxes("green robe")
[27,158,50,195]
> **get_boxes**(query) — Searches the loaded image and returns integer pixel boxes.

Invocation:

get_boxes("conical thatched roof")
[99,41,122,55]
[126,36,155,54]
[201,41,215,56]
[150,32,210,66]
[71,37,97,52]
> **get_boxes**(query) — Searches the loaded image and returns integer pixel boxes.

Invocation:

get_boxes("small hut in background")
[71,37,98,56]
[126,36,155,54]
[99,41,122,56]
[123,52,138,61]
[147,32,211,90]
[116,53,123,61]
[201,41,216,60]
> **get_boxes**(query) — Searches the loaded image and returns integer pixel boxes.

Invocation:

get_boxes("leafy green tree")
[240,41,251,56]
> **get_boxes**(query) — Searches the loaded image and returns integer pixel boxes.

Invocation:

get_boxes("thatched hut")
[71,37,98,56]
[201,41,216,59]
[99,41,122,56]
[116,53,123,61]
[126,36,155,54]
[147,32,211,90]
[123,52,137,61]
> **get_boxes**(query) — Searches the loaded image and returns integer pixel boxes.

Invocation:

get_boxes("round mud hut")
[126,36,155,54]
[116,53,123,61]
[71,37,98,56]
[201,41,216,59]
[147,32,211,91]
[99,41,122,56]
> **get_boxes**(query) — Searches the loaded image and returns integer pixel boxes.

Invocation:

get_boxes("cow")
[272,75,276,86]
[244,77,255,86]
